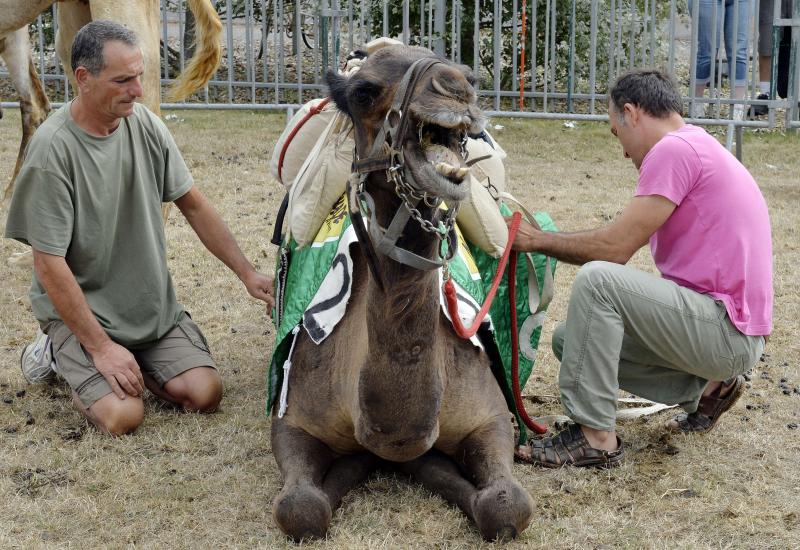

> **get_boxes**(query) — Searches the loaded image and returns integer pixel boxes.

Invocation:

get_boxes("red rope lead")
[443,213,521,339]
[443,211,547,434]
[509,250,548,434]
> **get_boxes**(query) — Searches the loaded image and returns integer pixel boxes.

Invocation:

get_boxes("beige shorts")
[44,315,216,408]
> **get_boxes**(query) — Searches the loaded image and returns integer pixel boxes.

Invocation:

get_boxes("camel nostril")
[392,438,408,448]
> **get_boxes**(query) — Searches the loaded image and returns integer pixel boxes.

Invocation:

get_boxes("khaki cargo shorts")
[44,315,217,408]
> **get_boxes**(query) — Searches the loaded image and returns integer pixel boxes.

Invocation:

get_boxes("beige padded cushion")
[270,98,338,186]
[455,135,509,257]
[286,112,354,247]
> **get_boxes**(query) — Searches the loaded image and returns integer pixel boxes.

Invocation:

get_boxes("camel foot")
[472,479,534,542]
[273,483,332,541]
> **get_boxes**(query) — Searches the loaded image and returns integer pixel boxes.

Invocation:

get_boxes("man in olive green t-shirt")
[4,21,274,436]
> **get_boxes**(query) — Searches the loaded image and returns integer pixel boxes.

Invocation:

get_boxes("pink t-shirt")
[635,124,772,336]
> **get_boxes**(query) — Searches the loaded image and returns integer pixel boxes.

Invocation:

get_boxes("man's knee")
[573,261,616,291]
[165,367,223,413]
[89,394,145,436]
[551,322,567,362]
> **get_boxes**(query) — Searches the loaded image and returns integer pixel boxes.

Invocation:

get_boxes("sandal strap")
[529,424,623,468]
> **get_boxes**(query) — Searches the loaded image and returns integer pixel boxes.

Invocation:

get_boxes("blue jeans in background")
[689,0,751,87]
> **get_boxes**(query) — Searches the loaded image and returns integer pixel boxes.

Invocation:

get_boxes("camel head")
[326,44,485,208]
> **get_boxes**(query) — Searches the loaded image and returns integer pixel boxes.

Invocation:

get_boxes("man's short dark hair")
[71,20,139,76]
[609,69,683,119]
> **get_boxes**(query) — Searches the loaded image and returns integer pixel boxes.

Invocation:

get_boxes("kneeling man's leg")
[46,321,144,436]
[135,315,222,412]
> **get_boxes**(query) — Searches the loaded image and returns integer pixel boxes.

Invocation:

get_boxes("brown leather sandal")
[668,375,745,434]
[514,423,624,469]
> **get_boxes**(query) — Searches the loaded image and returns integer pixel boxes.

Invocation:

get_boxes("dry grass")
[1,108,798,549]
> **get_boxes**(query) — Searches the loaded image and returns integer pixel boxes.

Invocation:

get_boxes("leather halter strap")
[348,56,460,289]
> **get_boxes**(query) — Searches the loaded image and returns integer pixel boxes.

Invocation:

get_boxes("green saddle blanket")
[269,193,557,444]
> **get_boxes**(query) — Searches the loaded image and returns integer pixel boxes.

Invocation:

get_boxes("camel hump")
[164,0,222,102]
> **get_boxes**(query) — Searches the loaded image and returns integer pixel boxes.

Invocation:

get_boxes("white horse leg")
[2,26,49,201]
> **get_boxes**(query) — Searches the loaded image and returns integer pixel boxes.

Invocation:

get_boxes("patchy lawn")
[1,108,798,548]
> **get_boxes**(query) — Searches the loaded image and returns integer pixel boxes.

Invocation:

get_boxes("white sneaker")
[20,329,57,384]
[732,104,745,121]
[689,102,706,119]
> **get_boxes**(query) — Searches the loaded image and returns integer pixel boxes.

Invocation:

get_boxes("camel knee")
[165,367,222,413]
[472,479,534,542]
[89,396,144,436]
[273,483,332,541]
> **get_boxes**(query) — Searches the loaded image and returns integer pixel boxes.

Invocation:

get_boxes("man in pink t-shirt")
[510,69,772,469]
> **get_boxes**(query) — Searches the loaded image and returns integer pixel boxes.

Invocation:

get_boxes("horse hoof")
[473,482,533,541]
[273,484,332,541]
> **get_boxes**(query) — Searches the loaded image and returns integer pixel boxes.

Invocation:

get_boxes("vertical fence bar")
[628,0,636,69]
[162,0,169,81]
[668,0,676,75]
[649,0,657,66]
[493,0,502,110]
[403,0,410,45]
[383,0,389,37]
[178,0,186,73]
[530,0,537,111]
[609,0,616,84]
[275,0,283,103]
[544,0,551,112]
[451,0,457,61]
[225,0,235,102]
[433,0,445,55]
[567,0,576,112]
[261,0,269,102]
[420,0,425,46]
[710,0,720,118]
[513,0,519,108]
[789,0,800,126]
[589,0,598,114]
[428,0,434,49]
[549,0,557,112]
[54,4,68,102]
[473,0,479,80]
[689,0,699,116]
[246,0,256,102]
[294,0,303,103]
[348,0,354,52]
[749,0,759,102]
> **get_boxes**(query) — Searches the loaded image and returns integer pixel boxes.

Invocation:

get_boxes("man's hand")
[505,217,541,252]
[90,341,145,399]
[241,269,275,309]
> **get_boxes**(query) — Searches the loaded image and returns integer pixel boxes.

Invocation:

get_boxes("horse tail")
[165,0,222,102]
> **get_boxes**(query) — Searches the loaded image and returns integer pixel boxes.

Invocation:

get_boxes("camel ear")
[325,70,351,118]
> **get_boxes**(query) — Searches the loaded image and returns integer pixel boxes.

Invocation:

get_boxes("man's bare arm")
[508,195,676,265]
[33,250,144,399]
[174,186,274,308]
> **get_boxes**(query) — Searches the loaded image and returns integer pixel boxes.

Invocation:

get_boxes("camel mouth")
[418,121,470,184]
[399,117,472,203]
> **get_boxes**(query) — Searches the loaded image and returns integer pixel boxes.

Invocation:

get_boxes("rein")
[443,212,548,435]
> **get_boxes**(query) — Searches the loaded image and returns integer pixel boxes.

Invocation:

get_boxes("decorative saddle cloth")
[268,194,557,443]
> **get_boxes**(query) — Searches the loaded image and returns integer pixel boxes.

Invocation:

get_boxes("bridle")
[346,56,465,292]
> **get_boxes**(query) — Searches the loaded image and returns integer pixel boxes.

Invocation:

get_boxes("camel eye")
[351,80,381,107]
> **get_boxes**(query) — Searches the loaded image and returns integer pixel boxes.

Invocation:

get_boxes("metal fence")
[3,0,799,140]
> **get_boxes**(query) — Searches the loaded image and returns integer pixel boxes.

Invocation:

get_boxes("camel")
[271,45,534,542]
[1,0,222,201]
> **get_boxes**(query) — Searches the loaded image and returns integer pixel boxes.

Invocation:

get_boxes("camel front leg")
[271,419,380,541]
[455,417,535,541]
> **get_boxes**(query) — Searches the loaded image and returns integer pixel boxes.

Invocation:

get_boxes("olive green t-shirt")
[4,102,192,347]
